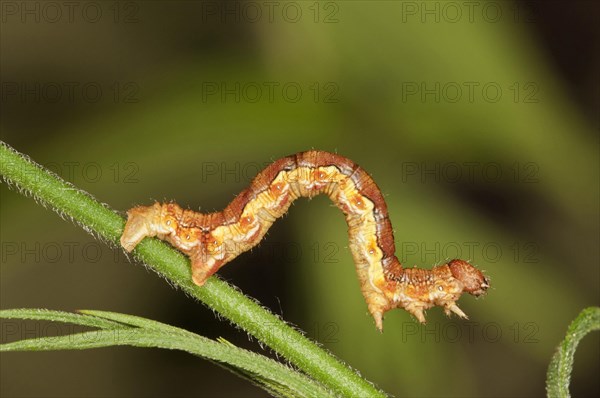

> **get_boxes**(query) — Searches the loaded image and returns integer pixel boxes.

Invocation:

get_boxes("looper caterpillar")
[121,150,489,331]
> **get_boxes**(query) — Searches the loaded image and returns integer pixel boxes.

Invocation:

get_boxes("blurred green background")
[1,1,598,397]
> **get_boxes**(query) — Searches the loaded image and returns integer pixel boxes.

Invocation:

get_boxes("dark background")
[1,1,599,397]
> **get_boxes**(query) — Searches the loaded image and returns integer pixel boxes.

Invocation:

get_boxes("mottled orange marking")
[240,215,254,229]
[270,182,283,194]
[204,234,221,255]
[351,195,366,211]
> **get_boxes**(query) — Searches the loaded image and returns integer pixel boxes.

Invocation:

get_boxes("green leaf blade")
[0,308,124,329]
[1,309,336,398]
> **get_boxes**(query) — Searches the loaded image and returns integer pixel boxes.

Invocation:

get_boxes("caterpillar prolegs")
[121,150,489,331]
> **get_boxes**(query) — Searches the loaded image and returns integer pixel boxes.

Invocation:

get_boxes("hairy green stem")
[0,141,385,398]
[546,307,600,398]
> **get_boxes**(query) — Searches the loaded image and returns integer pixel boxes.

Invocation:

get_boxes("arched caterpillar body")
[121,150,489,331]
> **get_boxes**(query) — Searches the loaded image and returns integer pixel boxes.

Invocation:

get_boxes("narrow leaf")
[1,309,336,398]
[0,308,124,329]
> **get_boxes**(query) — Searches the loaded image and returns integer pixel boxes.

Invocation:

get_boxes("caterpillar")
[121,150,489,331]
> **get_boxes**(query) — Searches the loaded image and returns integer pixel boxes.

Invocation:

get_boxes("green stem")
[546,307,600,398]
[0,141,386,398]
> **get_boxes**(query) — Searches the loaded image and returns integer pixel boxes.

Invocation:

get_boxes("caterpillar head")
[448,259,489,296]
